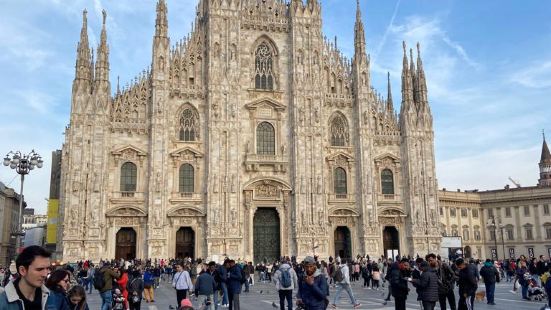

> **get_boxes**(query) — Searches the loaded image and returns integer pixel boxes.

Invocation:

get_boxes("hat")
[335,257,341,264]
[180,298,193,307]
[303,256,316,265]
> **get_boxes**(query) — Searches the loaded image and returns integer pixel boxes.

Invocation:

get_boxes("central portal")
[383,226,400,259]
[334,226,352,260]
[115,227,136,260]
[175,227,195,259]
[253,208,280,263]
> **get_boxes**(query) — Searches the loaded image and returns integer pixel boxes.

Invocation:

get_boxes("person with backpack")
[127,269,144,310]
[226,259,242,310]
[273,260,298,310]
[480,259,500,305]
[95,262,120,310]
[434,256,457,310]
[330,257,361,309]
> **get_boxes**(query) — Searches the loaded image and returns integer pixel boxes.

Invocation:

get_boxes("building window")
[545,226,551,240]
[488,209,494,218]
[440,207,443,216]
[544,204,550,215]
[526,227,534,240]
[505,207,511,217]
[329,114,349,146]
[120,162,137,192]
[381,169,394,195]
[472,209,479,218]
[450,208,456,217]
[506,228,514,240]
[474,230,481,241]
[334,167,347,196]
[463,229,470,241]
[179,164,194,193]
[461,209,468,217]
[489,230,496,241]
[179,106,200,141]
[524,206,530,216]
[256,122,275,155]
[254,42,274,90]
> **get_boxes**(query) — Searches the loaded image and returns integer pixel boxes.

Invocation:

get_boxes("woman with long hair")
[116,267,129,310]
[46,269,71,310]
[67,285,90,310]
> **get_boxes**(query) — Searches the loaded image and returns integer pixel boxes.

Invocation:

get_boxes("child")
[112,288,125,310]
[179,298,194,310]
[67,285,90,310]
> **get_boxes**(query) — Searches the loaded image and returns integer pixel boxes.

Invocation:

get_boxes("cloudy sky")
[1,0,549,214]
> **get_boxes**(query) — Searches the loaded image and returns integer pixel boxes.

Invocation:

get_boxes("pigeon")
[169,306,175,309]
[259,290,263,294]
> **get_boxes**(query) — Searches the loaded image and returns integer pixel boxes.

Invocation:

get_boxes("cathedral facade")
[60,0,440,262]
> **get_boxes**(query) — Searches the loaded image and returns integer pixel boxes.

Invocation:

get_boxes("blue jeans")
[521,284,529,299]
[243,277,250,292]
[221,282,229,305]
[485,282,495,303]
[332,282,357,305]
[100,290,113,310]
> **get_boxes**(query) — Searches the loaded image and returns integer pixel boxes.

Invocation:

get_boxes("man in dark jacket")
[207,262,222,308]
[99,262,121,310]
[456,258,477,310]
[226,260,242,310]
[390,260,411,310]
[479,259,499,305]
[412,260,439,310]
[434,256,457,310]
[195,268,216,310]
[296,256,329,310]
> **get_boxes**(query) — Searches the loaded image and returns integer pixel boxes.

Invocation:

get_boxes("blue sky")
[1,0,550,214]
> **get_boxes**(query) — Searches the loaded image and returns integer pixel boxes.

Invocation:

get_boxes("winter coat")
[46,288,70,310]
[226,265,243,294]
[273,263,298,291]
[413,269,439,302]
[480,264,499,284]
[389,264,409,298]
[0,280,50,310]
[297,270,329,310]
[99,266,120,293]
[195,272,216,296]
[457,265,478,296]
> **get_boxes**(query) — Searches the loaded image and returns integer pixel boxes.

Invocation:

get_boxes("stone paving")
[86,277,549,309]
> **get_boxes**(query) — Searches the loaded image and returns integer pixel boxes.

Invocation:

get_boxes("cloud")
[511,61,551,89]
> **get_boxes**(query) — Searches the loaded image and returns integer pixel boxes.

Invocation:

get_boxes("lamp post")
[499,224,506,260]
[487,217,499,261]
[3,150,43,258]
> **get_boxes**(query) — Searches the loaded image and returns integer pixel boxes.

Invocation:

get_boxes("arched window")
[254,42,274,90]
[120,162,137,192]
[179,164,194,193]
[179,106,200,141]
[381,169,394,195]
[463,228,470,241]
[256,122,275,155]
[330,114,348,146]
[334,167,347,197]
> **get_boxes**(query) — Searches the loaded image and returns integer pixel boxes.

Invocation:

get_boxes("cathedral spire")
[75,9,91,81]
[539,131,551,187]
[354,0,366,56]
[94,10,110,96]
[400,42,414,112]
[416,42,429,110]
[410,47,419,107]
[155,0,168,38]
[387,72,394,113]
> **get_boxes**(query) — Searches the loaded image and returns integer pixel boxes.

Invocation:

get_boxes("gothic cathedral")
[60,0,441,262]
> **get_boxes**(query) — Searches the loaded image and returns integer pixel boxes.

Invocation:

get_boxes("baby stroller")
[527,275,547,302]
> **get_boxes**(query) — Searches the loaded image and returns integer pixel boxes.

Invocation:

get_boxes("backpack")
[280,268,292,288]
[93,268,105,290]
[333,266,344,283]
[240,266,247,284]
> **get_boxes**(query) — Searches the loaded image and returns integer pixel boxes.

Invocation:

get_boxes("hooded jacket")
[479,263,499,284]
[0,280,50,310]
[273,263,298,291]
[297,269,329,310]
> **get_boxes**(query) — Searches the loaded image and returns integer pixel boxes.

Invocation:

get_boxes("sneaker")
[382,301,387,305]
[330,304,337,309]
[353,303,361,309]
[488,302,496,305]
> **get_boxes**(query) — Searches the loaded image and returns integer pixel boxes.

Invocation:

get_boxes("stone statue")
[301,209,307,226]
[93,172,100,192]
[154,208,162,227]
[231,174,236,193]
[155,172,162,192]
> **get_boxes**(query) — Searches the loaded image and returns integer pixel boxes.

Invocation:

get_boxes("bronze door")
[253,208,280,264]
[334,226,351,260]
[115,227,136,260]
[383,226,400,258]
[175,227,195,259]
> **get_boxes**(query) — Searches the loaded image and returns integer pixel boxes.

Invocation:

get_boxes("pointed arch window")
[256,122,275,155]
[381,169,394,195]
[330,114,348,146]
[179,164,194,193]
[120,162,137,192]
[179,106,200,141]
[334,167,347,197]
[254,42,274,90]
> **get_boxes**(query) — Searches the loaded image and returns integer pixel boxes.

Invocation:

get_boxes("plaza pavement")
[86,277,548,309]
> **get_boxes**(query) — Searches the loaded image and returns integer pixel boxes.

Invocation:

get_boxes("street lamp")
[487,216,505,261]
[3,150,43,258]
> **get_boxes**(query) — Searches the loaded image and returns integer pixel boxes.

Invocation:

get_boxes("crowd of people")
[2,245,551,310]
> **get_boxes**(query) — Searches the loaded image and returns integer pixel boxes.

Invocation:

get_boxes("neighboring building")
[60,0,440,262]
[46,149,62,257]
[439,137,551,260]
[0,182,25,266]
[22,209,48,231]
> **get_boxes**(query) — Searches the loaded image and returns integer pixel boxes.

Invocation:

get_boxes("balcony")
[244,153,288,172]
[110,191,145,204]
[169,192,203,203]
[328,193,355,204]
[377,193,402,205]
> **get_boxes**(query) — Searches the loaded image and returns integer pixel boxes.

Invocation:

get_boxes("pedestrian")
[127,268,144,310]
[479,258,499,305]
[173,263,194,307]
[330,257,361,309]
[206,262,222,308]
[226,259,242,310]
[195,267,216,310]
[273,260,298,310]
[390,259,411,310]
[219,261,230,308]
[67,285,90,310]
[242,261,251,293]
[143,267,155,303]
[371,265,381,290]
[296,256,329,310]
[45,269,72,310]
[411,260,439,310]
[97,262,121,310]
[456,258,477,310]
[179,298,194,310]
[433,256,457,310]
[516,260,530,300]
[116,267,129,310]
